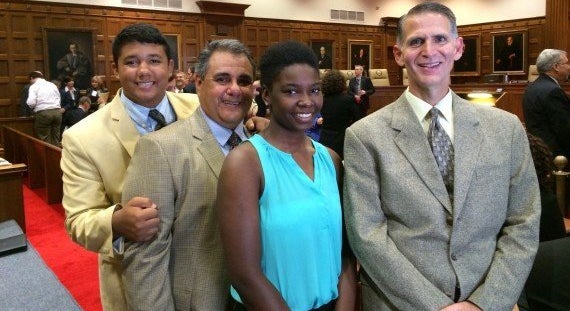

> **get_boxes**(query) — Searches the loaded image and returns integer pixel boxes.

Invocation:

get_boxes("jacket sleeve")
[468,118,540,310]
[61,131,118,257]
[121,136,176,311]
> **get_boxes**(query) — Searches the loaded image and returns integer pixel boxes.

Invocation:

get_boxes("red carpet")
[24,186,102,311]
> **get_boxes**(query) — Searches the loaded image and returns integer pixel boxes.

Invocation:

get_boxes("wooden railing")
[1,126,62,204]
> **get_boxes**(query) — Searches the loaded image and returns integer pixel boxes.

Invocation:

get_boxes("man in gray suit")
[120,39,255,310]
[343,2,540,311]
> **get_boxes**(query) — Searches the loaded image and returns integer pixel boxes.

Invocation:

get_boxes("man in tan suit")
[120,39,255,310]
[61,24,199,310]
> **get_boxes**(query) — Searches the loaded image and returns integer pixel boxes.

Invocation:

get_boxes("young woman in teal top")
[216,41,356,310]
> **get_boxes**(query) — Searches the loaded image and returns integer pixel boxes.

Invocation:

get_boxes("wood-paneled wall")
[1,0,567,118]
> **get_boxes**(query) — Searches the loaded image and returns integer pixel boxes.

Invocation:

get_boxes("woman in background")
[216,40,356,311]
[318,70,358,158]
[85,75,108,113]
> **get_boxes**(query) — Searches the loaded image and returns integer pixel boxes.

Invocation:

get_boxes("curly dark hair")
[321,70,346,96]
[258,40,318,90]
[527,132,555,191]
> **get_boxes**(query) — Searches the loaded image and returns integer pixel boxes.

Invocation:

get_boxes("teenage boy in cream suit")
[343,3,540,311]
[61,24,199,310]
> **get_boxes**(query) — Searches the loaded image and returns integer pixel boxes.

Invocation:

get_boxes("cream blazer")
[61,90,199,310]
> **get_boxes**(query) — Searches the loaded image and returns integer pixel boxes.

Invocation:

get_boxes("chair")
[528,65,539,82]
[369,68,390,86]
[402,68,409,86]
[319,69,330,77]
[339,69,356,87]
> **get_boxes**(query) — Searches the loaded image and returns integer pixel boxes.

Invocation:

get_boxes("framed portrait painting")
[42,27,95,90]
[492,30,526,73]
[348,40,372,73]
[310,40,334,70]
[164,34,182,70]
[452,34,480,76]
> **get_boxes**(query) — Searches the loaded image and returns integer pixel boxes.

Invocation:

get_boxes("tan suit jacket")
[121,111,230,310]
[61,90,199,310]
[343,92,540,310]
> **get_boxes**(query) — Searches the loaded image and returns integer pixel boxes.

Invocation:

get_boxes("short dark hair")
[397,2,458,45]
[194,39,254,80]
[258,40,318,90]
[63,76,74,84]
[322,70,346,96]
[527,132,555,191]
[112,23,171,66]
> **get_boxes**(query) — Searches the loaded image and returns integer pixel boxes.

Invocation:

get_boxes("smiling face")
[196,51,254,129]
[112,42,173,108]
[393,12,463,103]
[264,63,322,133]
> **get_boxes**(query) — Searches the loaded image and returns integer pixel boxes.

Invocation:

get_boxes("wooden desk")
[0,163,27,232]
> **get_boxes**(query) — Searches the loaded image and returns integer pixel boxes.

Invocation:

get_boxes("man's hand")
[440,301,482,311]
[112,197,160,242]
[245,116,270,133]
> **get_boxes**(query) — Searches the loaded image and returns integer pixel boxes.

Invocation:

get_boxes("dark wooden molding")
[196,1,250,18]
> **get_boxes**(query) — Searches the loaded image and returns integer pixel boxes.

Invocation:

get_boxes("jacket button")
[451,254,457,261]
[446,216,453,226]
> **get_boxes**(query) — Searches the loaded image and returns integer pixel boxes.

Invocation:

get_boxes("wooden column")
[196,1,250,42]
[545,0,570,51]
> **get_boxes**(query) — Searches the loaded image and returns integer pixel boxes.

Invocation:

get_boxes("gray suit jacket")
[343,92,540,311]
[121,111,229,310]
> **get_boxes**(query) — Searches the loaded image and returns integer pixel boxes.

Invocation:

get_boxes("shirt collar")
[121,90,174,135]
[200,107,246,155]
[406,88,453,124]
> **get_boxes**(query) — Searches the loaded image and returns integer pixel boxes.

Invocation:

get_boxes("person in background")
[60,76,79,135]
[61,23,200,311]
[26,71,62,146]
[217,40,356,311]
[526,132,566,242]
[319,69,358,158]
[523,48,570,159]
[63,95,91,129]
[348,64,375,120]
[120,39,257,310]
[85,75,109,113]
[183,65,197,93]
[172,70,187,93]
[343,2,540,310]
[19,81,33,117]
[305,112,323,141]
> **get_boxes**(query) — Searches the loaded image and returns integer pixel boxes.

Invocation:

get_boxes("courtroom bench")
[1,126,62,204]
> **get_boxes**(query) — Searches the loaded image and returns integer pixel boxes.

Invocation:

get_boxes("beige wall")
[30,0,545,26]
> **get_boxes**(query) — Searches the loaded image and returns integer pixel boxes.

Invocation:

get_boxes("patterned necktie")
[428,108,454,195]
[148,109,167,131]
[227,131,242,150]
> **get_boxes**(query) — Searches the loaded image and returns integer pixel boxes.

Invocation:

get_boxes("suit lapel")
[391,96,453,213]
[451,94,483,217]
[190,112,225,179]
[109,91,140,157]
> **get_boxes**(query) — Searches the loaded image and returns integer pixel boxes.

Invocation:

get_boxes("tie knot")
[227,131,242,150]
[148,109,167,131]
[429,107,441,120]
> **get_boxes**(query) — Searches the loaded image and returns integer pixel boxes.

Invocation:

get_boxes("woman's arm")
[328,149,358,311]
[216,143,289,311]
